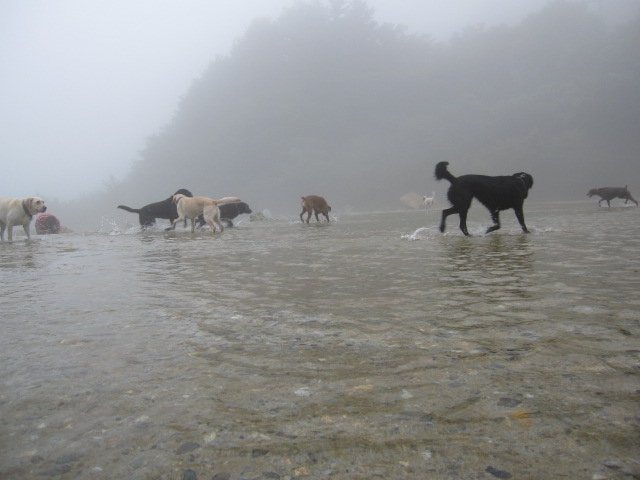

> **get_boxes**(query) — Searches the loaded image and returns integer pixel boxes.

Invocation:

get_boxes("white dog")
[0,196,47,241]
[171,194,241,233]
[423,191,437,209]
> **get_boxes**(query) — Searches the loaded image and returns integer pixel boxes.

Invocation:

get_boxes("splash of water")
[401,226,433,241]
[99,216,121,236]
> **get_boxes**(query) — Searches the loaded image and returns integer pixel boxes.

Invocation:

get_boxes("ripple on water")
[1,206,639,478]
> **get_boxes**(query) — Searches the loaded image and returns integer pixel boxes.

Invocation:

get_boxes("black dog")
[587,186,638,207]
[118,189,193,229]
[197,202,252,228]
[435,162,534,236]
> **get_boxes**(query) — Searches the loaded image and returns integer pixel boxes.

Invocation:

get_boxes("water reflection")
[0,241,39,269]
[437,234,534,300]
[442,234,533,272]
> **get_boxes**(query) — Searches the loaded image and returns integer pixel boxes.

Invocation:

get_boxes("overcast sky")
[0,0,634,202]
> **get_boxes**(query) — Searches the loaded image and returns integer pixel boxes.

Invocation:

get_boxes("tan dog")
[171,194,241,233]
[300,195,331,223]
[0,196,47,241]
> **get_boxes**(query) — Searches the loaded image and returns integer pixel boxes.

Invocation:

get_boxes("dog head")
[174,189,193,197]
[238,202,252,214]
[587,188,598,198]
[513,173,534,190]
[172,194,186,205]
[24,197,47,215]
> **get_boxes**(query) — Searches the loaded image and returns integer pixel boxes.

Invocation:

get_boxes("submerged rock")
[497,397,521,407]
[485,466,512,478]
[182,469,197,480]
[175,442,201,455]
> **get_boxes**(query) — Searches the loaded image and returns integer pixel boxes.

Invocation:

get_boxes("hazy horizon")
[1,0,638,210]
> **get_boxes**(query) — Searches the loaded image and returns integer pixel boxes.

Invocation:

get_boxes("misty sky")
[0,0,634,202]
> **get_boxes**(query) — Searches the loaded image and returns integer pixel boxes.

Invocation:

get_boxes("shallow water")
[1,202,639,480]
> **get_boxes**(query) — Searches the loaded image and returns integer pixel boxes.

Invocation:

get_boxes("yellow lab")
[171,194,241,233]
[0,196,47,241]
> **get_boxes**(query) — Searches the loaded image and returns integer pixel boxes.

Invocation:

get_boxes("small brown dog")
[171,194,241,233]
[300,195,331,223]
[587,186,638,207]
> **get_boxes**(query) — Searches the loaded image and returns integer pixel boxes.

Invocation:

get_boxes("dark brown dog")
[435,161,534,236]
[300,195,331,223]
[587,186,638,207]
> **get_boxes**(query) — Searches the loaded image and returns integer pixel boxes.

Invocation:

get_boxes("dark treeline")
[115,0,639,214]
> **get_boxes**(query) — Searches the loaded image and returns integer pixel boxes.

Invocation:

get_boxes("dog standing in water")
[171,194,241,233]
[423,192,437,209]
[0,196,47,241]
[435,161,534,236]
[300,195,331,223]
[587,186,638,207]
[197,201,252,228]
[118,189,193,229]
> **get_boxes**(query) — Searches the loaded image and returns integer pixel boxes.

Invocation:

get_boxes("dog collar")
[22,200,33,219]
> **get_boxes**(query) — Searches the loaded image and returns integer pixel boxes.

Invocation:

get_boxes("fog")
[1,0,638,231]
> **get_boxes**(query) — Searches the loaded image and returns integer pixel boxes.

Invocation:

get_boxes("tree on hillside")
[122,0,639,213]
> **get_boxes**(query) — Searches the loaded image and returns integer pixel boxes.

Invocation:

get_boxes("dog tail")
[117,205,140,213]
[435,161,456,184]
[215,197,242,205]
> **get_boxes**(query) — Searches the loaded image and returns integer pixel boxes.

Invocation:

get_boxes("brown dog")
[300,195,331,223]
[587,186,638,207]
[171,194,241,233]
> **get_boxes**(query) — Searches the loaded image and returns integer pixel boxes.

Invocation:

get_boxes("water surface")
[1,202,638,479]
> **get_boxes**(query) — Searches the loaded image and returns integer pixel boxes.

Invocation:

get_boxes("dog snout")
[41,205,47,212]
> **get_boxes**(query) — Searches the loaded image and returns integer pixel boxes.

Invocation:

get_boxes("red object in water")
[35,213,61,234]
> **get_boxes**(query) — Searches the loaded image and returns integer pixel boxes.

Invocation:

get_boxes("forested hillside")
[115,0,640,213]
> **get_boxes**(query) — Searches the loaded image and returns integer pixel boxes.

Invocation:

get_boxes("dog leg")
[212,211,224,232]
[439,206,459,233]
[205,219,217,232]
[300,208,306,222]
[513,207,530,233]
[439,210,449,233]
[23,224,32,240]
[7,225,14,241]
[486,211,501,234]
[171,216,183,230]
[458,211,471,236]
